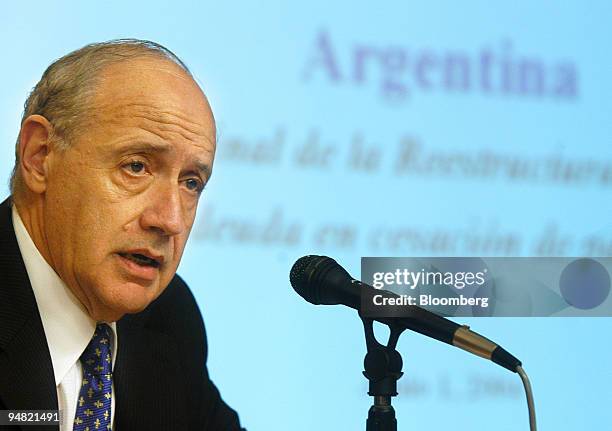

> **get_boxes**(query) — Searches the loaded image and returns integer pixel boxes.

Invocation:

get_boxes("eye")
[128,161,145,174]
[122,160,148,176]
[184,178,204,193]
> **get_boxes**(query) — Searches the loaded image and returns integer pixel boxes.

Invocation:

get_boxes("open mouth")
[118,252,161,268]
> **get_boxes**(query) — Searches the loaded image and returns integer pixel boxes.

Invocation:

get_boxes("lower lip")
[116,254,159,282]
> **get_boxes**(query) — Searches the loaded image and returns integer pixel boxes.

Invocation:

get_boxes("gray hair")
[10,38,192,196]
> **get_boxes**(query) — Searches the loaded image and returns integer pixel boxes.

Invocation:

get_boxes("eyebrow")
[117,141,173,154]
[194,161,212,179]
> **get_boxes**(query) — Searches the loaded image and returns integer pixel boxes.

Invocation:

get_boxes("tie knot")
[80,323,113,375]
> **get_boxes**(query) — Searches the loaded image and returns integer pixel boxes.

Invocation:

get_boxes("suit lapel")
[0,198,58,430]
[113,318,189,431]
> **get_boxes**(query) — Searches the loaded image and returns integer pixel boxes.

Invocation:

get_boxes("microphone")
[290,255,522,373]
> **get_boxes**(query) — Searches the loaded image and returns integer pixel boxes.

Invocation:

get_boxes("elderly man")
[0,40,244,430]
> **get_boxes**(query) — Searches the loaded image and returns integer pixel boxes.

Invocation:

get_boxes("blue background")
[1,2,611,429]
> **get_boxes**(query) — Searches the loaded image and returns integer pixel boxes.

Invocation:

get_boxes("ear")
[18,115,55,195]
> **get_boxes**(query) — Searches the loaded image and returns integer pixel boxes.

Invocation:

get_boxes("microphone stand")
[361,316,406,431]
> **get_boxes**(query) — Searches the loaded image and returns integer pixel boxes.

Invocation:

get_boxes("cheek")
[53,205,111,267]
[162,234,190,273]
[48,197,135,266]
[171,235,187,264]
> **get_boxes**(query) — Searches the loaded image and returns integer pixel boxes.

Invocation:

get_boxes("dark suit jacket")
[0,198,244,430]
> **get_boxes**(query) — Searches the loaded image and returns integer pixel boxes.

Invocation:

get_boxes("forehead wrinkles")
[94,100,216,149]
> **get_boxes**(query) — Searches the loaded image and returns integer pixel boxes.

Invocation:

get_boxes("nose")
[140,182,187,236]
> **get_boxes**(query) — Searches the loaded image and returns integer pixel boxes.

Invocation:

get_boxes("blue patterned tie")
[73,323,113,431]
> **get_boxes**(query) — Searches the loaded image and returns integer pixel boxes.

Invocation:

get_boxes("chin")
[96,280,162,319]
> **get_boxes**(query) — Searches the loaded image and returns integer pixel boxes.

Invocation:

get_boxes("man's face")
[41,58,215,321]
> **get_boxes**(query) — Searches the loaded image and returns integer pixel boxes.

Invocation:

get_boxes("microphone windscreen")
[290,255,322,302]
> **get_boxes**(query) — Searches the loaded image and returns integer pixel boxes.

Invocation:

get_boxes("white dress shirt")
[12,205,118,431]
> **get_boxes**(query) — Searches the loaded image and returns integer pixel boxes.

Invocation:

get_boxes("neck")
[13,193,55,270]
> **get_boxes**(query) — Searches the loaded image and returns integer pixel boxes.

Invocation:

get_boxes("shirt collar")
[11,204,117,385]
